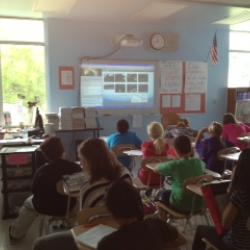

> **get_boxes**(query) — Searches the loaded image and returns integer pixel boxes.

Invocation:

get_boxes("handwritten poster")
[159,61,183,94]
[185,62,207,94]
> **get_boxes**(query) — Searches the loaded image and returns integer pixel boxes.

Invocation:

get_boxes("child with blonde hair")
[139,122,173,186]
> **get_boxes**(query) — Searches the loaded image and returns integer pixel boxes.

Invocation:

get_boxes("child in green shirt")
[155,135,205,213]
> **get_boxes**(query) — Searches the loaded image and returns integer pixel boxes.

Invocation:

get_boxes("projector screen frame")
[80,59,160,115]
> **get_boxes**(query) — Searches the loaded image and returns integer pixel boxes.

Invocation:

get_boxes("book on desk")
[75,224,116,249]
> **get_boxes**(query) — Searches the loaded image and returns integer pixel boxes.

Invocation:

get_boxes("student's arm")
[154,160,175,175]
[195,128,208,145]
[222,201,238,230]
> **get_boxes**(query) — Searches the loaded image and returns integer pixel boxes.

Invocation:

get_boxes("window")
[228,21,250,88]
[0,18,46,127]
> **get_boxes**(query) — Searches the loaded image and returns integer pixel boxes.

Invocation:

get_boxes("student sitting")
[165,118,198,140]
[78,138,131,209]
[97,180,186,250]
[138,122,174,186]
[222,112,250,149]
[9,136,82,241]
[154,135,205,214]
[192,148,250,250]
[195,121,225,174]
[107,119,142,169]
[32,138,132,250]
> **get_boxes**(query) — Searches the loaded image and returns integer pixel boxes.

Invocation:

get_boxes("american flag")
[210,34,218,64]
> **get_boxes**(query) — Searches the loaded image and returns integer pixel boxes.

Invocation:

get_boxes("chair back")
[201,180,230,236]
[161,111,181,129]
[77,206,112,225]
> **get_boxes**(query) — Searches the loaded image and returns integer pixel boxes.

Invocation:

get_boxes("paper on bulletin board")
[185,62,207,93]
[161,95,171,108]
[132,114,143,128]
[185,94,201,111]
[172,95,181,108]
[159,61,183,94]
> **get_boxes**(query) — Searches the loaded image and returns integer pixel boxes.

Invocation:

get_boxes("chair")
[77,206,116,226]
[156,201,192,233]
[156,176,212,233]
[197,180,231,250]
[161,111,181,129]
[139,156,170,189]
[200,180,230,236]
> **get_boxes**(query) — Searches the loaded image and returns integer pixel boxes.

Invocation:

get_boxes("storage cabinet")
[0,145,39,219]
[227,87,250,114]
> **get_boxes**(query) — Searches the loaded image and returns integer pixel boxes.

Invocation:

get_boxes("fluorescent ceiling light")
[213,10,250,25]
[33,0,77,13]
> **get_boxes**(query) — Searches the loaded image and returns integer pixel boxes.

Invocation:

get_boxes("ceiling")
[0,0,250,26]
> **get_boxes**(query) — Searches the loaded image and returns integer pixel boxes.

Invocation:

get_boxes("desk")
[0,138,44,147]
[71,221,118,250]
[0,145,39,219]
[219,151,241,162]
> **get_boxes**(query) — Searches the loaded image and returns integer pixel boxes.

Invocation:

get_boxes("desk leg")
[1,155,10,219]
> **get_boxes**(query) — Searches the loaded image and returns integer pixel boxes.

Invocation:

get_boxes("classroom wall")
[45,18,229,133]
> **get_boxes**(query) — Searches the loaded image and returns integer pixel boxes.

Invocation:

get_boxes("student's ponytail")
[153,137,165,155]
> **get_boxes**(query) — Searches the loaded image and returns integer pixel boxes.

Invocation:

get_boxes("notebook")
[63,172,88,192]
[76,224,117,249]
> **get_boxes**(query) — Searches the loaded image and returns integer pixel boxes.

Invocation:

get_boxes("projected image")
[82,68,102,76]
[138,84,148,93]
[104,73,115,82]
[138,74,148,82]
[115,74,125,82]
[80,61,155,110]
[115,84,125,93]
[104,84,114,90]
[127,84,137,93]
[127,74,137,82]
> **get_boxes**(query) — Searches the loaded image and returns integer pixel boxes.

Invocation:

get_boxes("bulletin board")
[159,61,207,114]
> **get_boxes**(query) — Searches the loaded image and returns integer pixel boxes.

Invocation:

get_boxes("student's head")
[106,180,144,223]
[223,113,237,125]
[174,135,192,157]
[78,138,121,183]
[208,121,223,137]
[177,118,189,128]
[117,119,129,134]
[147,122,165,154]
[232,149,250,194]
[40,136,64,161]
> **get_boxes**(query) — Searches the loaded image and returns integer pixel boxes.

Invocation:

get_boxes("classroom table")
[123,149,143,174]
[219,151,241,162]
[145,162,223,180]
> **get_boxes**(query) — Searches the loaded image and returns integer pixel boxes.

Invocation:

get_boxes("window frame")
[228,27,250,88]
[0,16,46,127]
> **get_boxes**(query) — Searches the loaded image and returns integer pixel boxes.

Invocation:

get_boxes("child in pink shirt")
[222,113,250,149]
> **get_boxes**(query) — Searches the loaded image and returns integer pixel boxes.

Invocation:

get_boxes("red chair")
[200,180,231,249]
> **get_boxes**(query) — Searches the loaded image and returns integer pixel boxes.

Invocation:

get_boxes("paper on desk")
[76,224,116,249]
[123,150,142,156]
